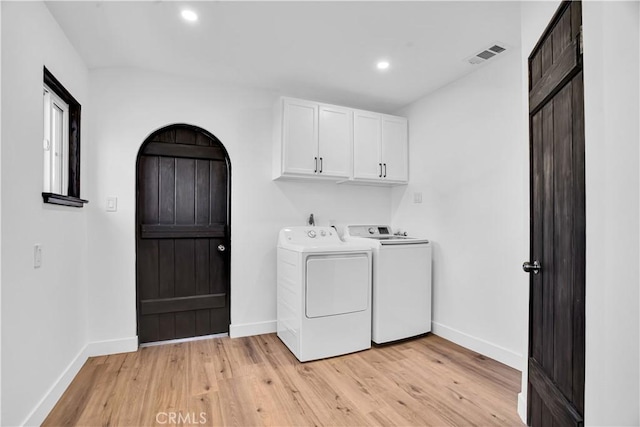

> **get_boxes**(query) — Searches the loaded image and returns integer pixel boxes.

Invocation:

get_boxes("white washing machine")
[277,226,372,362]
[343,225,432,344]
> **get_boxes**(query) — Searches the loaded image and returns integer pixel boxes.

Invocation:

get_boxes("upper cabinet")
[381,115,408,182]
[353,111,408,184]
[273,98,351,180]
[273,97,408,185]
[318,105,352,178]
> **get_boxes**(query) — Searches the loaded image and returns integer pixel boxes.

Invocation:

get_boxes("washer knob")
[368,227,376,234]
[320,230,326,236]
[307,230,316,238]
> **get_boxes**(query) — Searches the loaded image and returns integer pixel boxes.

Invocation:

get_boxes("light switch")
[106,197,118,212]
[34,244,42,268]
[413,192,423,204]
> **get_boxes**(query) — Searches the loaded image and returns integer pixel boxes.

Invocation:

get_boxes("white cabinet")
[353,111,408,184]
[273,97,408,185]
[274,98,351,180]
[318,105,351,178]
[353,111,382,180]
[281,99,318,176]
[381,115,408,182]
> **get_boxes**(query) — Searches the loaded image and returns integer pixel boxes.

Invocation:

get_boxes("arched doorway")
[136,124,231,343]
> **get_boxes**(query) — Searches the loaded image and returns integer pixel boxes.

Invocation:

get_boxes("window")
[42,67,87,207]
[43,85,69,195]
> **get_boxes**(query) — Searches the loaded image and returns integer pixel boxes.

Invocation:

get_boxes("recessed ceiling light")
[377,61,390,70]
[181,10,198,22]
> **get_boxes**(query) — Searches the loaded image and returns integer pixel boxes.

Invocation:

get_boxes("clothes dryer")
[277,226,372,361]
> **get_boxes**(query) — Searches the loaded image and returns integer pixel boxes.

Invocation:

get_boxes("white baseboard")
[432,321,523,370]
[21,336,138,426]
[229,320,276,338]
[22,345,90,426]
[517,392,527,423]
[86,336,138,357]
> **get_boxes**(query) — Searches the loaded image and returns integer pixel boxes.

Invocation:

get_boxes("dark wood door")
[525,2,585,426]
[136,124,230,343]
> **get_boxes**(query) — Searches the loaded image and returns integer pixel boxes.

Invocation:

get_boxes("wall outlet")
[34,244,42,268]
[106,196,118,212]
[413,192,423,204]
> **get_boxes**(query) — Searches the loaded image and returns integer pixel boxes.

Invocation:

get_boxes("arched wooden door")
[136,124,230,343]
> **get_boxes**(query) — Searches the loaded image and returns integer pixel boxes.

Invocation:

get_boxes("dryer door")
[305,253,370,318]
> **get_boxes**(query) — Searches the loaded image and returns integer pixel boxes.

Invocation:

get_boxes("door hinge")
[579,25,583,55]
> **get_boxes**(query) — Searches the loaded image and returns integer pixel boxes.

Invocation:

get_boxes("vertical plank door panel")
[530,111,544,365]
[195,159,210,225]
[552,82,574,399]
[174,239,196,298]
[139,156,159,224]
[159,157,175,224]
[175,158,195,225]
[541,101,555,376]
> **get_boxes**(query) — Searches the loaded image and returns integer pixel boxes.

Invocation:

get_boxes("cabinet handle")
[314,157,318,173]
[383,163,387,178]
[319,157,323,173]
[379,163,383,178]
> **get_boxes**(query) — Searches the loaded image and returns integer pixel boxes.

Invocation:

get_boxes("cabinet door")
[381,115,408,182]
[353,111,382,180]
[318,105,351,178]
[282,99,319,176]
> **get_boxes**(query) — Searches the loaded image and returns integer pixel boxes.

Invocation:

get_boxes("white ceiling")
[45,1,521,113]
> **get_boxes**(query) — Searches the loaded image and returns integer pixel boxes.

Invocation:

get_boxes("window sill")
[42,193,89,208]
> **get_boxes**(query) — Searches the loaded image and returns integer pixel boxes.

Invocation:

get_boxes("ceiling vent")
[466,43,508,65]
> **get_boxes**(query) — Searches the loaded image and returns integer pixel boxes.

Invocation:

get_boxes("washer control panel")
[348,225,392,238]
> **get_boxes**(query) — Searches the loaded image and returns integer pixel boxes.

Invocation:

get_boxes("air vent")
[477,50,496,60]
[466,42,508,65]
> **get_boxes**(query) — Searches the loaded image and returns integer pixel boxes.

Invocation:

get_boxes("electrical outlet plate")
[413,192,423,204]
[34,244,42,268]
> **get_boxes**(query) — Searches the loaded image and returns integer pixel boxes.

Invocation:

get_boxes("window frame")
[42,67,88,207]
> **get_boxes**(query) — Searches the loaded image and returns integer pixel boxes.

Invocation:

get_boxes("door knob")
[522,260,541,274]
[218,244,226,252]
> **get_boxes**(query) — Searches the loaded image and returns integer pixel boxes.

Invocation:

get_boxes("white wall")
[1,2,90,425]
[87,68,393,343]
[390,49,528,370]
[582,2,640,425]
[520,1,640,425]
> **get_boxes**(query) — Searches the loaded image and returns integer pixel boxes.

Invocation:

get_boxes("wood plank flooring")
[43,334,523,426]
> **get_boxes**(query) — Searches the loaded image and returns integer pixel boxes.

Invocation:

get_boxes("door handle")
[319,157,323,173]
[314,157,318,173]
[522,260,541,274]
[379,163,383,178]
[383,163,387,178]
[218,244,226,252]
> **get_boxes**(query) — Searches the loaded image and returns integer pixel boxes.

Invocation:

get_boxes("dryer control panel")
[279,226,339,245]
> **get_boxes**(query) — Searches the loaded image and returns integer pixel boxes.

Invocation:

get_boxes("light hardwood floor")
[44,333,523,426]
